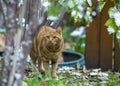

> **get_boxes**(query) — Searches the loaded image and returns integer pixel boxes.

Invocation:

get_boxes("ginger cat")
[30,26,64,78]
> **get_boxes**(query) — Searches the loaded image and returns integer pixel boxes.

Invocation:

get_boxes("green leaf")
[105,18,114,26]
[97,1,105,12]
[115,0,120,4]
[48,4,61,16]
[87,0,92,7]
[108,7,114,13]
[105,18,118,31]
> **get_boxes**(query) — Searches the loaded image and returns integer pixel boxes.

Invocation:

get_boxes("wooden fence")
[85,1,120,71]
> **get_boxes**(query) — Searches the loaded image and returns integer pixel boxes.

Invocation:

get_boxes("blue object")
[58,50,85,67]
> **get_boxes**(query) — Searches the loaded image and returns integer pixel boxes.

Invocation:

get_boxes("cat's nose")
[49,40,52,43]
[49,37,52,40]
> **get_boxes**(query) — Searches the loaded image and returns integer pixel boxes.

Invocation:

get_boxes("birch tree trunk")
[0,0,18,86]
[0,0,65,86]
[0,0,43,86]
[10,0,44,85]
[12,0,44,85]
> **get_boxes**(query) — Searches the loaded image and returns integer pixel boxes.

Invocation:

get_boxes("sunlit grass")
[105,73,120,86]
[24,78,40,86]
[24,72,120,86]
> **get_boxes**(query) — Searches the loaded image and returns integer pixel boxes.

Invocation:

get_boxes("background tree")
[0,0,65,86]
[0,0,44,85]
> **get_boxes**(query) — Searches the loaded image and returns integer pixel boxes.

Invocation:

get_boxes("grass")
[24,72,120,86]
[24,63,120,86]
[24,78,39,86]
[106,73,120,86]
[24,77,80,86]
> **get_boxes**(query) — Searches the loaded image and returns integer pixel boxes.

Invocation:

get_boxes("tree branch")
[46,7,66,29]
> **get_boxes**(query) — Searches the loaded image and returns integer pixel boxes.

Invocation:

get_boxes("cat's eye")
[53,36,56,39]
[46,36,50,39]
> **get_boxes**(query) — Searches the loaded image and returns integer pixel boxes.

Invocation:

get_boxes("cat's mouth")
[46,43,59,49]
[47,43,57,47]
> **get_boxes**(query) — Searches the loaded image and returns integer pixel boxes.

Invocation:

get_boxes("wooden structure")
[85,1,120,71]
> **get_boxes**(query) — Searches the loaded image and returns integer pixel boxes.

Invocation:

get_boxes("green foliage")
[115,0,120,8]
[105,18,118,31]
[75,37,85,54]
[106,73,120,86]
[48,4,62,16]
[24,77,80,86]
[105,6,120,45]
[62,26,73,42]
[45,0,110,26]
[97,1,106,12]
[87,0,92,7]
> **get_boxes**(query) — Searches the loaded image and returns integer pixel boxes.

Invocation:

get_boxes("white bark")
[0,0,65,86]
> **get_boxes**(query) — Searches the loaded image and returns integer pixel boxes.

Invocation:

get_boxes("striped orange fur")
[30,26,64,78]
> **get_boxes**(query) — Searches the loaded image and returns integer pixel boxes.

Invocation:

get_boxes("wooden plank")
[99,1,113,70]
[85,14,100,68]
[114,40,120,71]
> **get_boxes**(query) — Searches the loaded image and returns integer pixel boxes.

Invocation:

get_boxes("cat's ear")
[43,26,48,32]
[56,27,62,34]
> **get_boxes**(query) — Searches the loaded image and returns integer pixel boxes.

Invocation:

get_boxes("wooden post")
[85,14,101,68]
[85,1,113,70]
[99,0,113,71]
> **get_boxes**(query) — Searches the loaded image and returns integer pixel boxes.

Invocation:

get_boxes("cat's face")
[44,27,63,49]
[45,31,62,47]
